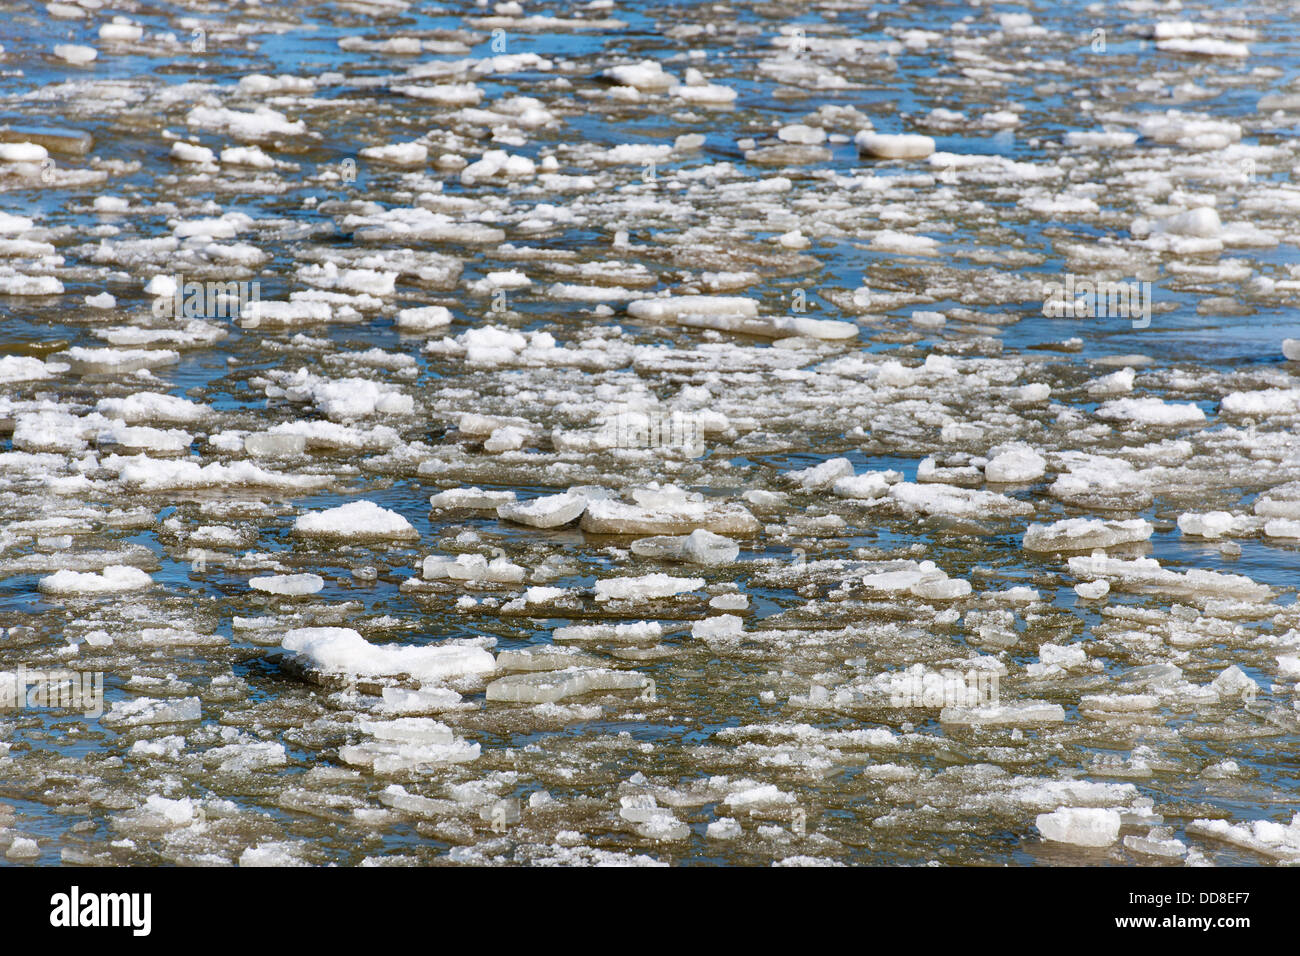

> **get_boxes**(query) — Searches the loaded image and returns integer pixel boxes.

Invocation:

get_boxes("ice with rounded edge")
[294,500,418,540]
[280,627,495,683]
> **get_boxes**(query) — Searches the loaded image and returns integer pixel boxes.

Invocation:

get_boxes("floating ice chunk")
[186,105,307,139]
[294,501,418,541]
[112,456,329,492]
[38,565,152,594]
[486,667,649,703]
[1124,827,1187,859]
[391,83,483,105]
[595,573,704,602]
[58,347,177,371]
[855,132,935,159]
[628,295,757,323]
[786,457,853,490]
[630,529,740,566]
[692,615,744,641]
[54,44,97,64]
[171,213,245,240]
[1283,339,1300,362]
[1080,693,1160,715]
[941,701,1065,726]
[912,575,972,600]
[707,818,742,840]
[1074,580,1110,600]
[1023,518,1153,552]
[1139,206,1222,239]
[1067,554,1272,601]
[239,843,307,867]
[601,60,677,91]
[496,646,596,673]
[1186,815,1300,863]
[1095,397,1205,427]
[1220,388,1300,417]
[243,431,307,457]
[1255,491,1300,519]
[497,490,588,528]
[1086,367,1135,396]
[832,470,899,500]
[1065,130,1139,149]
[779,124,826,145]
[889,482,1033,518]
[299,262,396,296]
[99,21,143,42]
[238,73,316,94]
[6,838,38,859]
[1032,644,1088,675]
[619,794,688,839]
[723,784,795,809]
[0,274,63,295]
[396,305,453,331]
[869,230,939,255]
[593,142,673,164]
[775,229,810,250]
[304,378,411,419]
[998,12,1034,30]
[359,142,428,166]
[858,560,971,600]
[0,212,35,235]
[102,696,201,727]
[1157,37,1249,57]
[358,717,457,744]
[1209,665,1257,702]
[1178,511,1243,539]
[634,811,690,842]
[97,420,192,453]
[984,444,1046,483]
[379,686,464,714]
[207,740,287,773]
[1265,518,1300,539]
[1036,808,1121,847]
[241,300,333,326]
[1137,112,1241,149]
[341,726,480,771]
[0,355,58,383]
[250,573,325,596]
[220,145,278,168]
[460,149,535,184]
[0,142,48,162]
[281,627,495,683]
[677,311,856,340]
[429,487,516,510]
[860,567,930,594]
[672,74,736,104]
[553,621,663,644]
[170,141,214,163]
[422,553,526,583]
[484,425,529,452]
[581,499,760,535]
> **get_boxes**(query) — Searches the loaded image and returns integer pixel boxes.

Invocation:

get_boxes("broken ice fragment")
[293,501,418,541]
[485,667,650,703]
[250,573,324,596]
[497,491,588,529]
[1036,808,1121,847]
[280,628,495,684]
[630,529,740,566]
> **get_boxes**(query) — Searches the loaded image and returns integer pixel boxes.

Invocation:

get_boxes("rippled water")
[0,0,1298,866]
